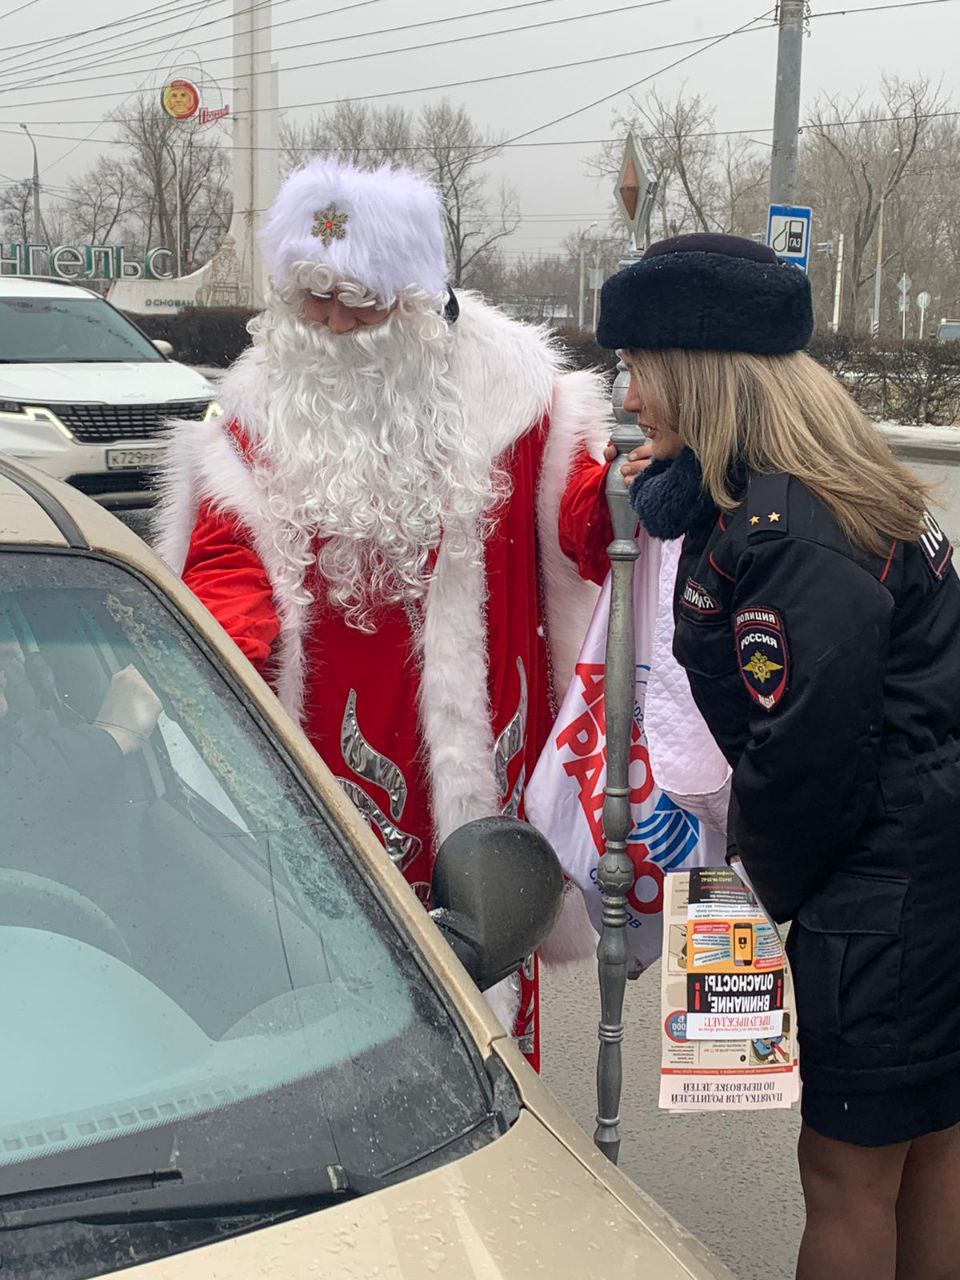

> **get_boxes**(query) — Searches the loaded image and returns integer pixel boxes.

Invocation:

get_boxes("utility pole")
[232,0,278,306]
[577,222,597,330]
[831,231,844,332]
[872,148,900,340]
[19,123,41,243]
[872,194,885,339]
[769,1,805,204]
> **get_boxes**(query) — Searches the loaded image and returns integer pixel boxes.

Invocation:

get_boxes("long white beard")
[246,296,502,632]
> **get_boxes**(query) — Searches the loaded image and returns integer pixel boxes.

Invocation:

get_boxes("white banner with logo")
[526,534,732,972]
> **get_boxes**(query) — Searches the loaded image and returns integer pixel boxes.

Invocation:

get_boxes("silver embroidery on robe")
[340,689,407,821]
[517,954,537,1055]
[493,657,528,818]
[336,778,422,874]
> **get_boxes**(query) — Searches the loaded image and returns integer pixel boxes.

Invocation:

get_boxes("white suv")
[0,277,218,507]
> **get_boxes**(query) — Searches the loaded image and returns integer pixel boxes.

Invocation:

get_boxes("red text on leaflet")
[554,662,664,913]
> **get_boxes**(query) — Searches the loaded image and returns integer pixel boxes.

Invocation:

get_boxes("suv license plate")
[106,448,164,471]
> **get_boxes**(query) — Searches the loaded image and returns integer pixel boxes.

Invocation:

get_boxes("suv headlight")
[203,401,223,421]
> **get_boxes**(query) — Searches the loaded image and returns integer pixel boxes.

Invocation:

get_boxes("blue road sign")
[766,204,812,273]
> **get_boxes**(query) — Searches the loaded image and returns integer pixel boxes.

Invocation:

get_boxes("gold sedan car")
[0,457,733,1280]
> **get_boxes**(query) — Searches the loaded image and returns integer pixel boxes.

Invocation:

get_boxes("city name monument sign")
[0,242,174,281]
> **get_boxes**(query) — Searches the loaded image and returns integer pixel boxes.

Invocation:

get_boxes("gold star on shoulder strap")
[768,512,780,523]
[749,515,761,526]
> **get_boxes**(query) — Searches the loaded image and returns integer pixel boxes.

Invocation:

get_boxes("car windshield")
[0,296,162,363]
[0,551,499,1277]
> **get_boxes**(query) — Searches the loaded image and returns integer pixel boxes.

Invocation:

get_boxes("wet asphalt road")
[116,504,800,1279]
[540,960,804,1280]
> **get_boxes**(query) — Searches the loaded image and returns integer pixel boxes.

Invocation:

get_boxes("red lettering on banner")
[554,662,656,864]
[576,663,605,707]
[627,843,664,914]
[562,753,606,854]
[556,710,599,756]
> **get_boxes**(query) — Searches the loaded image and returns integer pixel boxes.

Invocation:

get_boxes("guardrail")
[878,424,960,545]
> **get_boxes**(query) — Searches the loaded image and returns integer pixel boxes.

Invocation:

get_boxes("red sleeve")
[558,449,615,586]
[182,501,280,675]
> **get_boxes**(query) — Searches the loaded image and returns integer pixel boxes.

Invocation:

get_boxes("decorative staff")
[594,133,658,1166]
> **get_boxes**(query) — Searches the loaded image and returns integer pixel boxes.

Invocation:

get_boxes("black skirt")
[802,1075,960,1147]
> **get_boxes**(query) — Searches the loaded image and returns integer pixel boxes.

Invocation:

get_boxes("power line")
[0,21,777,118]
[0,0,224,57]
[813,0,957,14]
[0,0,567,86]
[10,107,960,156]
[492,6,778,151]
[0,0,237,76]
[0,0,47,20]
[0,0,677,98]
[39,0,256,176]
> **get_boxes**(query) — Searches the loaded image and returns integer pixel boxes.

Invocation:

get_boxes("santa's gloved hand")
[94,665,163,756]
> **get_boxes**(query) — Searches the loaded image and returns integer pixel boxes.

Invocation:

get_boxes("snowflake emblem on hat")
[311,205,348,246]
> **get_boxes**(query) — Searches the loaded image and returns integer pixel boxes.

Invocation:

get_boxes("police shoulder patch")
[734,606,789,712]
[919,510,953,580]
[680,577,722,615]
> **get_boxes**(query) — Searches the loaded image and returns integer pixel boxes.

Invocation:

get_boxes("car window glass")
[0,551,488,1201]
[0,297,162,363]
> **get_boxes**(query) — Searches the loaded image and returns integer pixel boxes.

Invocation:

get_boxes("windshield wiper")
[0,1164,383,1230]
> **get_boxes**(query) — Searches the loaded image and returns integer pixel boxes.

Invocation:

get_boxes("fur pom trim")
[260,159,448,305]
[420,519,500,845]
[152,413,310,724]
[448,292,564,448]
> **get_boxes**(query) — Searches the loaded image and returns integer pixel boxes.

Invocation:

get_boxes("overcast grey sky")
[0,0,956,256]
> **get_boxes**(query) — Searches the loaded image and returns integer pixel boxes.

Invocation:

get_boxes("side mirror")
[152,339,174,357]
[430,817,564,990]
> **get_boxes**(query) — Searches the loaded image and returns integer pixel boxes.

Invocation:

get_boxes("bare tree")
[279,97,520,287]
[101,97,231,273]
[64,156,129,245]
[0,179,33,242]
[803,75,946,331]
[592,87,766,240]
[279,100,415,173]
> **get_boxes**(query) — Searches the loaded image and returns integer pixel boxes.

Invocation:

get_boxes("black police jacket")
[672,471,960,1093]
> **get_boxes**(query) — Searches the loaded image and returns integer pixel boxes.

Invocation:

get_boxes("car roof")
[0,276,98,301]
[0,454,154,557]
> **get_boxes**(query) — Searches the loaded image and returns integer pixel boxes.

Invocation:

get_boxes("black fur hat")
[596,232,813,355]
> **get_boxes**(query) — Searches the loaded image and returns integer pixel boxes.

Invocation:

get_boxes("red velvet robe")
[178,423,608,1068]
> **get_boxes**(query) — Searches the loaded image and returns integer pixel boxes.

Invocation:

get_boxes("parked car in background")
[935,317,960,343]
[0,278,218,509]
[0,455,733,1280]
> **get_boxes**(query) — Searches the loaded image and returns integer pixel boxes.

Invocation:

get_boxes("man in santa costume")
[156,159,611,1069]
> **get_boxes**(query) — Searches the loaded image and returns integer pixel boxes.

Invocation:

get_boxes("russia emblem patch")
[734,607,789,712]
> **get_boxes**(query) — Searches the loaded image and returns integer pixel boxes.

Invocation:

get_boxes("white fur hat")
[260,158,448,306]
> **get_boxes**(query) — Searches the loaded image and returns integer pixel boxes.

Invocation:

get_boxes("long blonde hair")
[624,347,928,556]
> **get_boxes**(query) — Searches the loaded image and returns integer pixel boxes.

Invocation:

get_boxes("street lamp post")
[577,221,598,330]
[19,123,41,243]
[165,141,183,279]
[594,132,658,1166]
[871,147,900,340]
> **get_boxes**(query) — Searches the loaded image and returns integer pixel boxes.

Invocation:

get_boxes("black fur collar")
[628,448,718,541]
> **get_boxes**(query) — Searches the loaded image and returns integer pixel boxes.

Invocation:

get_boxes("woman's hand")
[95,665,163,756]
[603,439,655,483]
